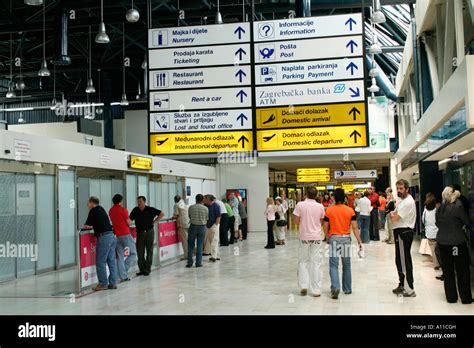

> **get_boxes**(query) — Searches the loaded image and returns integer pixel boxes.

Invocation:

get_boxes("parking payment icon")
[260,66,277,83]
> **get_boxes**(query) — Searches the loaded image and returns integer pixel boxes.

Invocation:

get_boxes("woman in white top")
[422,193,441,276]
[264,197,276,249]
[274,197,287,245]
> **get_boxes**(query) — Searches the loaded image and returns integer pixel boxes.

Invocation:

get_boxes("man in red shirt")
[109,194,137,282]
[368,186,380,241]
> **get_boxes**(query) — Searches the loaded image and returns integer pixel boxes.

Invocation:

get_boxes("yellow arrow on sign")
[297,175,331,182]
[297,168,330,175]
[257,125,367,151]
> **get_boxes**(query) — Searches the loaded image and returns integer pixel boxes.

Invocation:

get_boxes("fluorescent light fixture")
[0,107,35,112]
[439,158,452,165]
[57,165,70,170]
[68,102,105,108]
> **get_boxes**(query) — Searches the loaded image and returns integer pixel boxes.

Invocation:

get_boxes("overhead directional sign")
[256,102,366,129]
[149,23,250,48]
[150,87,252,111]
[297,168,330,175]
[257,125,367,151]
[255,36,363,63]
[255,57,364,85]
[150,109,252,133]
[149,43,251,69]
[274,171,287,183]
[334,170,378,180]
[256,80,365,107]
[254,13,363,42]
[297,175,331,183]
[150,65,252,90]
[150,131,253,155]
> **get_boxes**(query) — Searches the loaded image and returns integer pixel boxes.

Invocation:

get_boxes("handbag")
[275,212,280,220]
[418,238,432,256]
[276,219,287,227]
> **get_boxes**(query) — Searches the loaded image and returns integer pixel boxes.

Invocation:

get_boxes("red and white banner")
[79,231,99,288]
[79,227,137,289]
[159,221,183,262]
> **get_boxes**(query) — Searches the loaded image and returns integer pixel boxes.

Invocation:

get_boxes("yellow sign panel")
[297,175,331,182]
[129,155,153,170]
[315,186,327,191]
[297,168,330,175]
[150,131,253,155]
[342,184,355,191]
[257,125,367,151]
[256,102,366,129]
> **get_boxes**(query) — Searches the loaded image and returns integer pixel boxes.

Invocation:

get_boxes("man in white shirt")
[173,195,190,261]
[358,191,373,243]
[389,179,417,297]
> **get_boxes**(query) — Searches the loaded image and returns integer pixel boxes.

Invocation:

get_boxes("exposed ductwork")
[51,2,71,65]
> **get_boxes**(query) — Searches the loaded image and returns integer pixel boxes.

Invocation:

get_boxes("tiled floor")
[0,230,473,315]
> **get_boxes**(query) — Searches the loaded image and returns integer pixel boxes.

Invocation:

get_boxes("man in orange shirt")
[378,193,387,230]
[323,189,363,299]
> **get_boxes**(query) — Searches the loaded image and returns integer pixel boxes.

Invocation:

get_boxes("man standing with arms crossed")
[293,187,325,297]
[390,179,417,297]
[173,195,190,261]
[129,196,164,276]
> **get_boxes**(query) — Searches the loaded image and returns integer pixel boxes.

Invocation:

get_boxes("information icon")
[258,23,274,39]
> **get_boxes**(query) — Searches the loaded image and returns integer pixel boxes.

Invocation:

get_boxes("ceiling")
[0,0,414,114]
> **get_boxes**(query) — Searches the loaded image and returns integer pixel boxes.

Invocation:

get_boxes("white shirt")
[392,194,416,229]
[173,200,190,228]
[358,196,372,216]
[422,208,438,239]
[215,200,227,215]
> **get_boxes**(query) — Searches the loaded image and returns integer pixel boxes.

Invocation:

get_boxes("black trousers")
[228,216,236,244]
[394,228,414,289]
[438,243,472,304]
[369,209,380,240]
[136,228,155,274]
[219,213,229,246]
[266,220,275,248]
[240,218,248,240]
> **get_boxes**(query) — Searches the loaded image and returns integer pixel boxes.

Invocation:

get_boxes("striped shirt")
[188,203,209,226]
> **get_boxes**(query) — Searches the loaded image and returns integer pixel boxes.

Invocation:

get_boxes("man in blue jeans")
[84,196,118,291]
[186,194,209,268]
[109,194,137,282]
[323,189,362,299]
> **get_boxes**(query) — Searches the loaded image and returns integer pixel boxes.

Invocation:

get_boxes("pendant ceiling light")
[120,23,129,106]
[85,26,96,93]
[51,64,57,109]
[371,0,386,24]
[38,0,50,76]
[24,0,43,5]
[126,0,140,22]
[96,69,103,115]
[215,0,223,24]
[141,53,147,69]
[95,0,110,44]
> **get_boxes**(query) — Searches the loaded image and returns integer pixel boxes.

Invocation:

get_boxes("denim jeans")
[329,235,352,293]
[96,232,118,286]
[359,215,370,243]
[187,224,206,266]
[116,234,137,280]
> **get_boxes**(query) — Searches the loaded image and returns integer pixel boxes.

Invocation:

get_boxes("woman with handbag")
[422,193,442,279]
[435,186,472,304]
[275,197,287,245]
[264,197,276,249]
